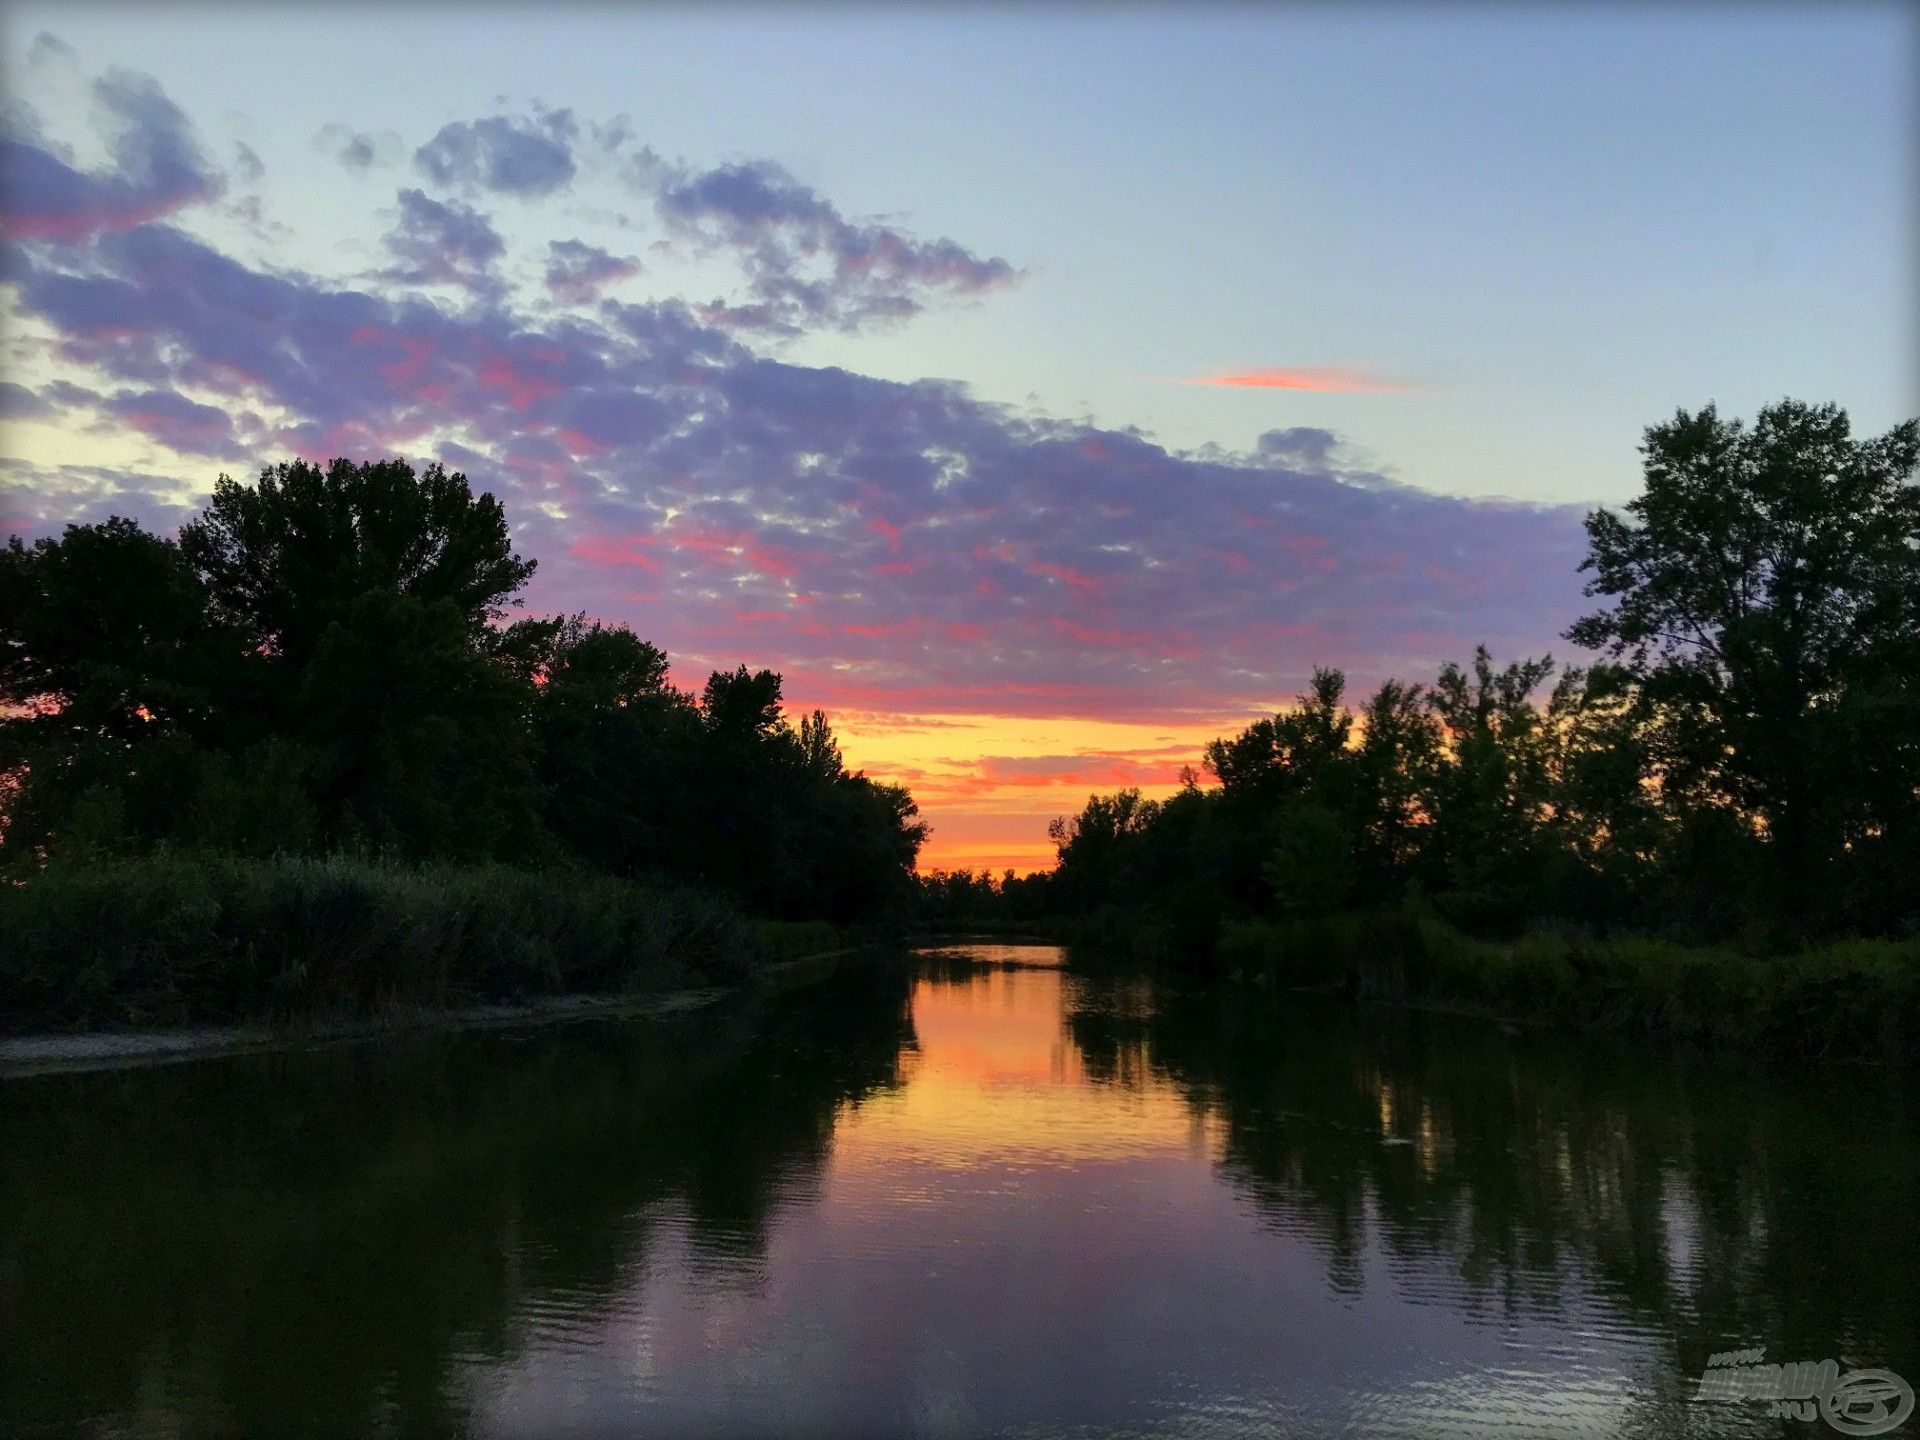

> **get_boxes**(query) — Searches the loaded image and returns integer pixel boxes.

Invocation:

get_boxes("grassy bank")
[0,855,851,1034]
[1216,908,1920,1064]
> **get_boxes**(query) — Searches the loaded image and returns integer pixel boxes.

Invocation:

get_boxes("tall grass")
[0,854,822,1032]
[1219,907,1920,1063]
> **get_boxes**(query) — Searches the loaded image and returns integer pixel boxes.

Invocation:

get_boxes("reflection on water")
[2,946,1915,1438]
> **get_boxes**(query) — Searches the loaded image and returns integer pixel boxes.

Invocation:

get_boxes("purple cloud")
[544,239,641,305]
[101,387,238,456]
[379,188,507,298]
[26,32,77,68]
[0,67,222,242]
[415,110,577,197]
[0,381,53,421]
[2,68,1594,725]
[0,457,201,538]
[2,212,1588,722]
[1257,427,1340,467]
[656,159,1019,335]
[2,379,101,421]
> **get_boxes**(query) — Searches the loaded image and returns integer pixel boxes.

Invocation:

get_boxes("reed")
[1217,907,1920,1063]
[0,854,815,1031]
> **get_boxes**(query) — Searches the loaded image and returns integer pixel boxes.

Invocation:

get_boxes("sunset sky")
[2,4,1913,871]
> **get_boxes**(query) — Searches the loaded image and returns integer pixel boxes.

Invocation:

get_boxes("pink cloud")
[569,534,661,571]
[666,523,803,582]
[1049,618,1194,658]
[1178,366,1416,394]
[477,354,562,411]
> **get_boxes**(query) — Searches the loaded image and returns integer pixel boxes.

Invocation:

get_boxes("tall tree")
[180,458,533,670]
[0,519,215,741]
[0,520,225,854]
[1567,399,1920,922]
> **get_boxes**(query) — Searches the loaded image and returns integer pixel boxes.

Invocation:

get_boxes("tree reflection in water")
[1062,964,1920,1404]
[0,962,916,1438]
[5,954,1916,1439]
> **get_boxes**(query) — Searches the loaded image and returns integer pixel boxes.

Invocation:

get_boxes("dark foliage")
[935,400,1920,958]
[1,458,927,927]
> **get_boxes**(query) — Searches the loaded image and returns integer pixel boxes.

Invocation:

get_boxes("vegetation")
[923,401,1920,1050]
[1214,908,1919,1064]
[0,458,927,1028]
[0,853,871,1032]
[7,400,1917,1044]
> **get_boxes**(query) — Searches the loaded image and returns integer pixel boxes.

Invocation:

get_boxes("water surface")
[3,944,1915,1437]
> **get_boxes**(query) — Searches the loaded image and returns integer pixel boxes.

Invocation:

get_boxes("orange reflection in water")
[829,953,1216,1174]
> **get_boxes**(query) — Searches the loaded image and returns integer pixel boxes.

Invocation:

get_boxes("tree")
[1263,801,1355,918]
[701,666,786,742]
[1351,678,1441,899]
[1568,400,1920,924]
[180,458,533,670]
[1049,788,1162,911]
[0,518,216,744]
[0,520,226,856]
[528,617,701,877]
[297,592,543,861]
[1422,648,1558,926]
[531,616,673,706]
[2,458,933,923]
[1202,667,1358,911]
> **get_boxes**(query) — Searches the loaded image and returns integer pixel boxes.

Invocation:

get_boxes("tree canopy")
[926,399,1920,949]
[0,458,927,921]
[1569,399,1920,923]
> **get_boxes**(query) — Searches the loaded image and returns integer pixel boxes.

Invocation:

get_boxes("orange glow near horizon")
[817,709,1232,875]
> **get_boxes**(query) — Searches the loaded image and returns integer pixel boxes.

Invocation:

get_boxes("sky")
[2,3,1914,871]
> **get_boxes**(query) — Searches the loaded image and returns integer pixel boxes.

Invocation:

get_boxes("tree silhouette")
[1569,400,1920,927]
[1,458,926,921]
[999,397,1920,950]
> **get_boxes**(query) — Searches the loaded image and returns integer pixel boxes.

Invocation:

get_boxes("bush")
[0,854,777,1032]
[1208,902,1920,1063]
[746,919,845,965]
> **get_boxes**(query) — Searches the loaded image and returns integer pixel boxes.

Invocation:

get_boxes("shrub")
[1207,903,1920,1062]
[0,854,774,1032]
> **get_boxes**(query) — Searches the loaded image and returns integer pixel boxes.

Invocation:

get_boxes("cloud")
[415,110,577,197]
[1179,366,1417,394]
[0,67,222,242]
[2,71,1591,728]
[378,187,507,298]
[101,387,239,455]
[1256,427,1339,466]
[0,457,201,538]
[317,123,403,173]
[6,213,1587,721]
[544,239,641,305]
[910,751,1193,802]
[26,33,78,69]
[656,158,1019,335]
[232,142,265,184]
[0,381,54,421]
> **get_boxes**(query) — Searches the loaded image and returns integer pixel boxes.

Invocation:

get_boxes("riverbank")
[0,853,863,1043]
[0,945,881,1078]
[1215,908,1920,1065]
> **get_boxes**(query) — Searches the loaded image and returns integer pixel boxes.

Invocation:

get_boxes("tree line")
[0,458,927,922]
[926,400,1920,950]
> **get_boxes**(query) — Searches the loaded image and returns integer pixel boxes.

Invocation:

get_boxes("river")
[3,943,1915,1438]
